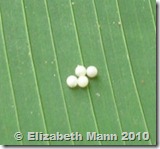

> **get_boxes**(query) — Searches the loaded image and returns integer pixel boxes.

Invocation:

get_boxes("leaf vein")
[116,0,152,145]
[44,0,74,145]
[148,0,156,30]
[69,0,102,145]
[22,0,49,145]
[92,0,125,145]
[0,10,23,145]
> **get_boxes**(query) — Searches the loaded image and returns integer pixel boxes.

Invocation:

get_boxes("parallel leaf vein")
[116,0,152,145]
[92,0,125,145]
[0,10,23,145]
[21,0,49,145]
[148,0,156,30]
[69,0,101,145]
[44,0,74,145]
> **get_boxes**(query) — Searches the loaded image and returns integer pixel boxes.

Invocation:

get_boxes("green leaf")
[0,0,156,145]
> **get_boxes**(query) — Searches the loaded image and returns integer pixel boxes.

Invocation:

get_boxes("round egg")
[87,66,98,78]
[75,65,86,77]
[77,76,89,88]
[66,75,78,88]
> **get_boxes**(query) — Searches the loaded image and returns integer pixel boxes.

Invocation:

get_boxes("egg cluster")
[66,65,98,88]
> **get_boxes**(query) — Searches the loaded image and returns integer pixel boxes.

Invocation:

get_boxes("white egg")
[66,75,78,88]
[87,66,98,78]
[75,65,86,76]
[77,76,89,88]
